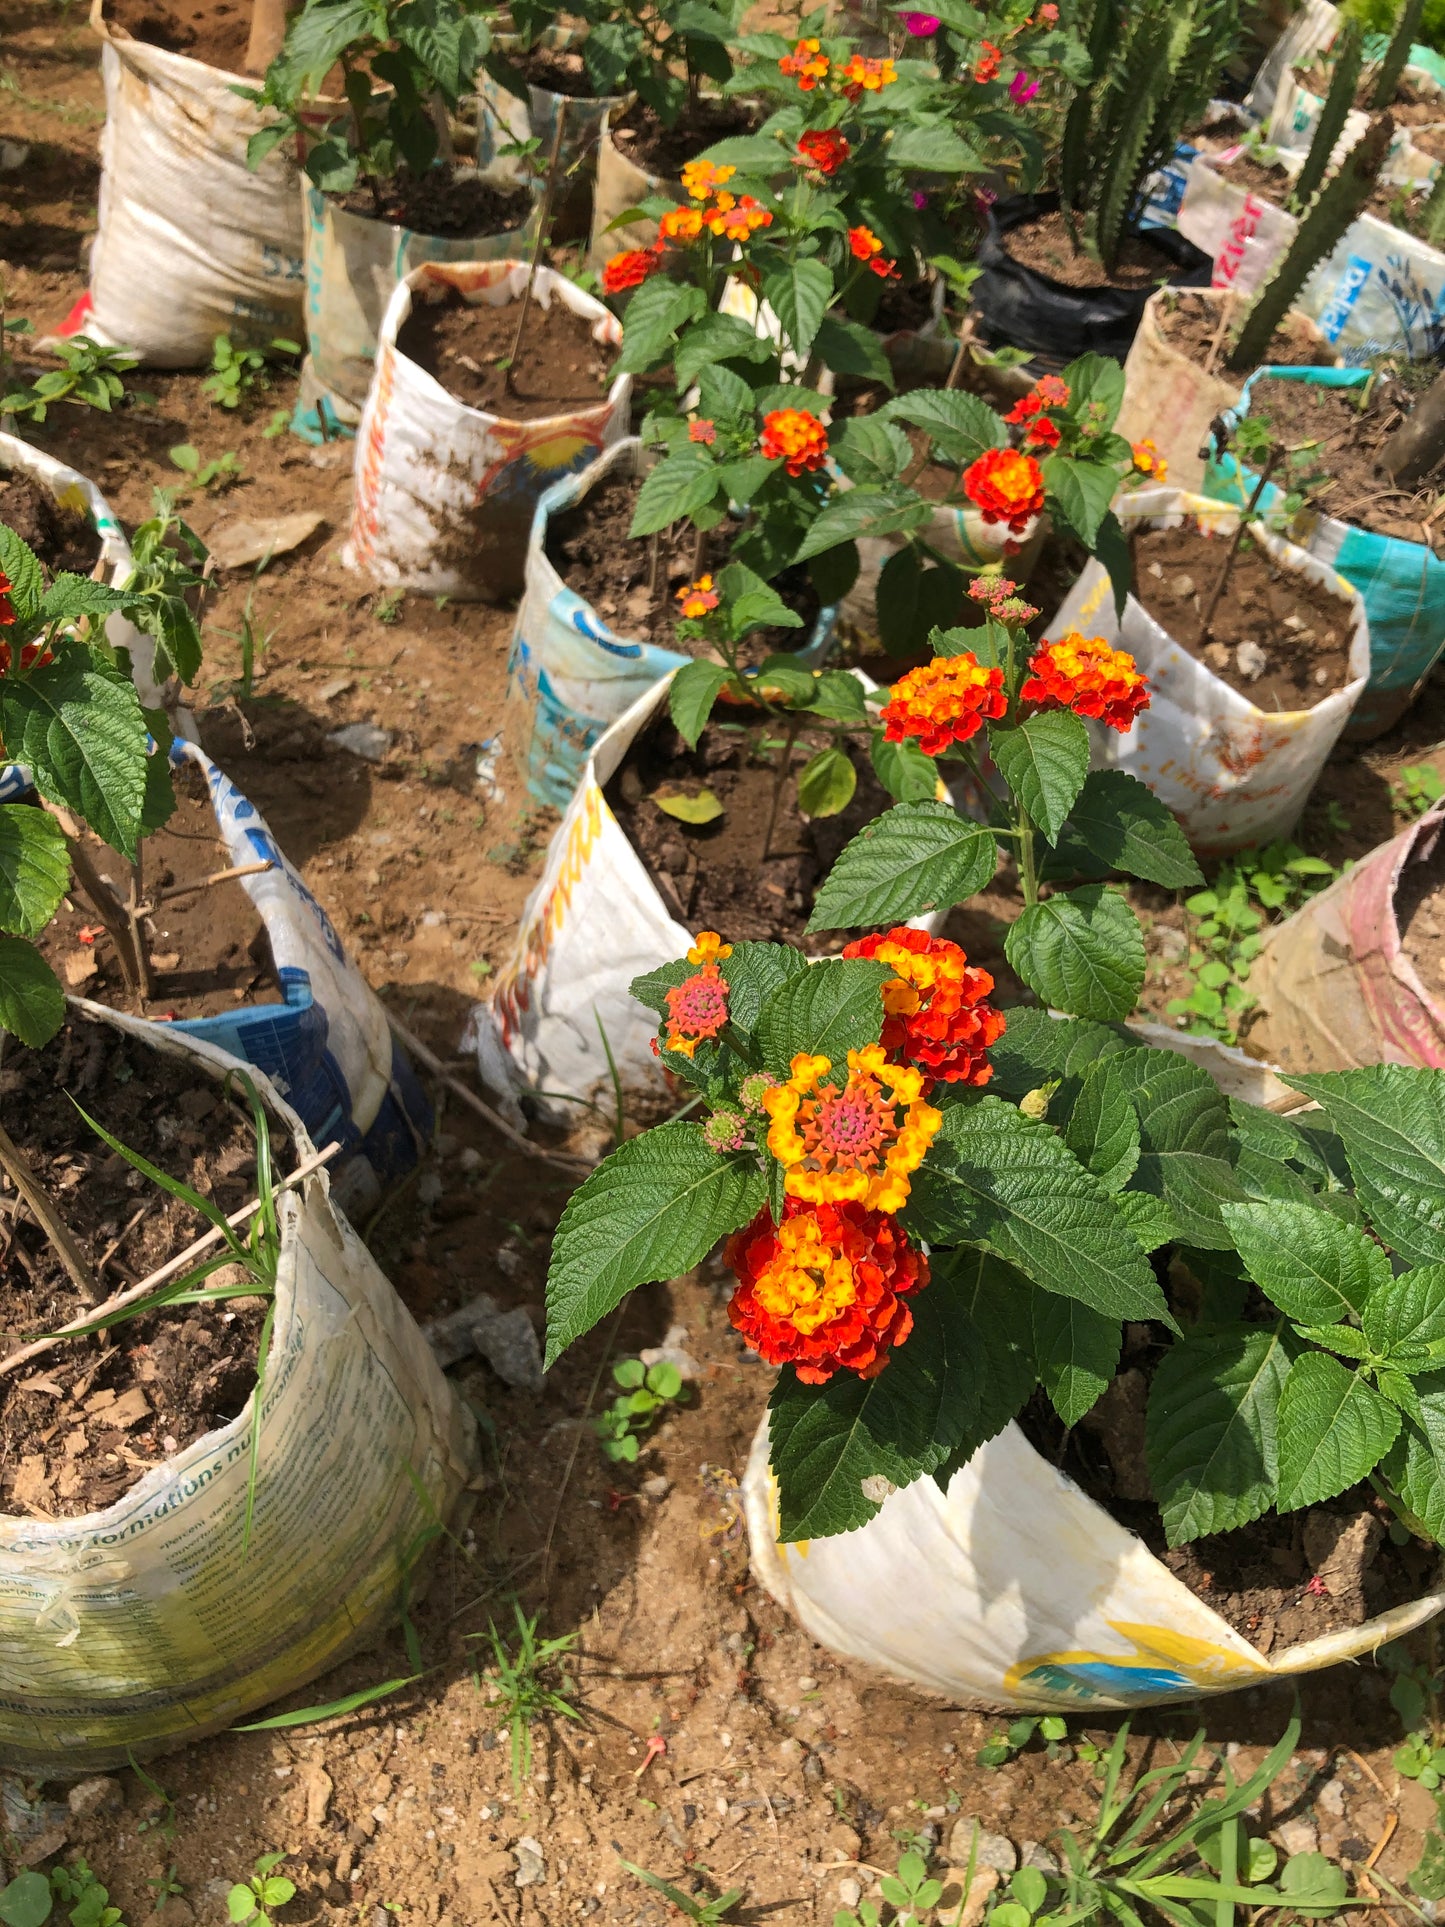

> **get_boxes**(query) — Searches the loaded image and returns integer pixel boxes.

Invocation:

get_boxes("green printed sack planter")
[1203,364,1445,740]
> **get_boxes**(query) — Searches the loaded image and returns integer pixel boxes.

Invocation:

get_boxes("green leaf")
[905,1097,1171,1323]
[545,1123,765,1365]
[629,957,693,1017]
[1276,1351,1401,1510]
[1221,1200,1388,1325]
[629,450,723,538]
[616,276,706,374]
[0,1872,52,1927]
[1040,454,1118,547]
[793,487,932,563]
[669,660,734,748]
[808,801,995,932]
[1064,1058,1140,1194]
[797,747,856,818]
[833,417,912,488]
[1051,770,1203,889]
[38,571,128,626]
[1059,350,1125,426]
[1032,1291,1120,1426]
[0,654,148,857]
[880,388,1005,466]
[1277,1854,1348,1912]
[1284,1066,1445,1268]
[0,528,44,627]
[814,314,893,387]
[756,957,891,1075]
[1383,1370,1445,1543]
[1115,1188,1177,1252]
[870,732,938,805]
[889,123,982,170]
[1110,1047,1243,1250]
[1364,1265,1445,1366]
[1145,1325,1289,1544]
[673,310,774,389]
[719,561,804,639]
[761,256,833,359]
[1005,884,1145,1022]
[0,935,64,1046]
[0,804,70,937]
[654,788,723,824]
[719,939,809,1030]
[807,671,868,725]
[988,710,1089,845]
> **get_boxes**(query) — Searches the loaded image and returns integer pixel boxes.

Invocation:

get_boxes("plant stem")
[1197,448,1282,647]
[126,844,155,1007]
[761,717,801,863]
[46,806,145,994]
[1016,805,1040,907]
[0,1118,103,1303]
[689,524,708,578]
[504,99,569,401]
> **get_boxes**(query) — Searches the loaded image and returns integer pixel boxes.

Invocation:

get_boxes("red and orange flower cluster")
[661,931,733,1058]
[675,575,719,621]
[0,571,13,630]
[961,447,1046,535]
[1004,373,1071,451]
[880,650,1006,755]
[796,128,850,175]
[1021,631,1150,733]
[974,37,1002,80]
[847,225,898,279]
[0,570,49,675]
[844,927,1005,1088]
[778,37,896,99]
[760,407,829,477]
[600,161,773,296]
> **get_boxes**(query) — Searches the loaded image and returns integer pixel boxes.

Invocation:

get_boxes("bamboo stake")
[385,1011,590,1171]
[503,100,569,400]
[157,860,274,903]
[0,1119,102,1303]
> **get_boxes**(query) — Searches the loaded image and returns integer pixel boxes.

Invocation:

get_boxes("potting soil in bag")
[1046,487,1368,854]
[0,1014,476,1774]
[1202,364,1445,739]
[165,741,433,1202]
[294,182,540,441]
[345,259,630,601]
[1246,801,1445,1071]
[507,439,840,810]
[59,0,307,367]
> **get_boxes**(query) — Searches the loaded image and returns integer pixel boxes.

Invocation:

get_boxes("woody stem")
[761,717,800,864]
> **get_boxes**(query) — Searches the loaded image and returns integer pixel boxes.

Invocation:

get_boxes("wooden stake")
[1197,448,1283,647]
[157,860,274,903]
[0,1119,102,1304]
[385,1011,590,1171]
[44,806,146,995]
[503,100,569,401]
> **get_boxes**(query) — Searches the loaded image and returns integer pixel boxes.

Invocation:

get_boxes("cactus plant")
[1372,0,1426,106]
[1225,112,1394,372]
[1290,18,1365,212]
[1058,0,1242,276]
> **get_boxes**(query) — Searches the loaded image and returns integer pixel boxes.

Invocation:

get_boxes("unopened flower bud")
[703,1108,748,1154]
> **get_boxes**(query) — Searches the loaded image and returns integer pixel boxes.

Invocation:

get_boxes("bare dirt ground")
[7,7,1445,1924]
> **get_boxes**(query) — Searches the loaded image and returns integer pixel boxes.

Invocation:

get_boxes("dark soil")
[396,286,615,419]
[1183,107,1256,152]
[0,470,101,575]
[605,711,892,949]
[1393,819,1445,995]
[1003,211,1176,290]
[545,471,820,659]
[35,770,284,1021]
[608,94,759,181]
[108,0,250,73]
[1214,148,1295,206]
[517,45,611,98]
[335,167,532,240]
[869,274,940,336]
[1299,63,1445,129]
[1367,176,1432,226]
[0,1009,280,1519]
[1131,521,1355,709]
[1155,288,1339,370]
[1017,1322,1434,1653]
[1249,372,1445,542]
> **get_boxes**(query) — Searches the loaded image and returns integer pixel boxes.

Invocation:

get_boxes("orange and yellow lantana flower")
[840,52,897,94]
[1021,631,1151,733]
[681,159,736,201]
[760,408,829,477]
[676,575,720,619]
[843,927,1005,1086]
[879,651,1007,755]
[779,36,830,88]
[661,933,733,1057]
[762,1045,941,1213]
[1131,437,1167,482]
[962,447,1046,535]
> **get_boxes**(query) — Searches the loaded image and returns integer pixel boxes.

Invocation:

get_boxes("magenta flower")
[901,10,941,31]
[912,188,927,209]
[1009,68,1040,103]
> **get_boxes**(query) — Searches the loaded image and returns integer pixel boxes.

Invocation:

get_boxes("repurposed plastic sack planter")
[589,110,674,270]
[1113,288,1337,496]
[60,0,308,367]
[1203,365,1445,741]
[1046,487,1368,856]
[506,437,838,809]
[160,741,433,1214]
[743,1023,1445,1710]
[345,259,629,602]
[972,194,1212,365]
[293,180,540,441]
[0,1008,475,1775]
[476,71,630,239]
[1247,800,1445,1071]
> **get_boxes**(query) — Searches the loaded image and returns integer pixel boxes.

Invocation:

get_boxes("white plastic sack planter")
[294,180,540,440]
[0,1007,476,1775]
[475,70,630,237]
[1114,287,1337,496]
[506,437,838,809]
[590,111,674,271]
[344,259,629,602]
[1046,487,1368,856]
[743,1028,1445,1712]
[60,0,308,367]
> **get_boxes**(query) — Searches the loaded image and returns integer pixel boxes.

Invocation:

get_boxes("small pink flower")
[912,188,927,210]
[1009,69,1040,104]
[689,418,717,445]
[901,10,940,30]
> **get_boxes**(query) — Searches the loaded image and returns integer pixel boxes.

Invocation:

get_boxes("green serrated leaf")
[880,387,1006,466]
[0,528,44,627]
[1364,1265,1445,1366]
[793,487,932,563]
[1064,1058,1140,1194]
[669,660,734,748]
[756,957,891,1076]
[1110,1047,1244,1251]
[0,934,65,1046]
[1032,1291,1120,1426]
[1040,454,1117,547]
[1005,885,1145,1022]
[545,1123,765,1365]
[761,256,832,360]
[808,801,995,933]
[870,732,938,805]
[1115,1188,1177,1252]
[1276,1351,1401,1510]
[1220,1200,1389,1325]
[1383,1372,1445,1543]
[1283,1066,1445,1268]
[905,1097,1171,1323]
[719,939,809,1030]
[629,449,724,538]
[988,710,1089,846]
[1145,1325,1289,1544]
[0,804,70,937]
[1051,769,1203,889]
[0,654,148,858]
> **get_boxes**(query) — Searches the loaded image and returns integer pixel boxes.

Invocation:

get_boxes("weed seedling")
[618,1862,743,1924]
[1395,763,1445,818]
[169,444,243,492]
[475,1601,582,1784]
[226,1854,294,1927]
[595,1357,686,1462]
[374,587,405,625]
[202,333,300,411]
[977,1713,1067,1768]
[213,563,278,701]
[2,335,136,422]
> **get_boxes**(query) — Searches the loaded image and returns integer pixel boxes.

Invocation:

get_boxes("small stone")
[939,1868,999,1927]
[1154,925,1189,966]
[797,1676,818,1692]
[471,1305,545,1392]
[619,766,645,806]
[1020,1842,1062,1874]
[837,1878,862,1908]
[67,1777,122,1819]
[319,676,355,702]
[328,722,392,763]
[1147,561,1164,579]
[1283,613,1304,631]
[642,1474,671,1499]
[1316,1781,1345,1818]
[208,511,325,571]
[947,1822,1017,1873]
[1236,640,1268,681]
[0,140,31,171]
[860,1474,896,1504]
[1314,665,1330,685]
[200,1878,235,1923]
[1171,573,1196,598]
[421,909,447,927]
[514,1836,546,1887]
[1202,641,1231,672]
[1274,1817,1319,1857]
[302,1761,333,1832]
[640,1324,702,1382]
[417,1170,444,1207]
